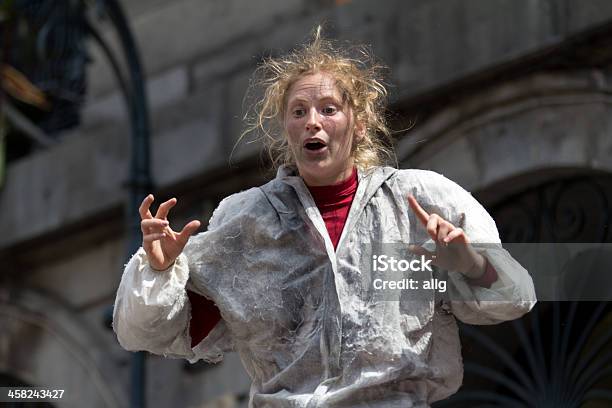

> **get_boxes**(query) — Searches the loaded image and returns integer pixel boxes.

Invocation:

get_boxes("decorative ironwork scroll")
[493,176,611,243]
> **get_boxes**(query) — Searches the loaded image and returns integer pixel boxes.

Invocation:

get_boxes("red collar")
[306,168,358,208]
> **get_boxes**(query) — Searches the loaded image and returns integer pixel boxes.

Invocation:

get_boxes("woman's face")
[284,72,363,186]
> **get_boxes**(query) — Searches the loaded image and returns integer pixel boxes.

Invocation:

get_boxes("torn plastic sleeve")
[112,247,231,364]
[447,244,537,325]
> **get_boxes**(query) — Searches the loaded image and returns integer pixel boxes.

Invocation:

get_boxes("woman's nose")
[305,108,321,132]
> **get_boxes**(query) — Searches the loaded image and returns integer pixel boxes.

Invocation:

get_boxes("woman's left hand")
[407,195,486,279]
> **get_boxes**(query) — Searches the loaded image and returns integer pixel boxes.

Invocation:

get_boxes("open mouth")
[304,140,327,151]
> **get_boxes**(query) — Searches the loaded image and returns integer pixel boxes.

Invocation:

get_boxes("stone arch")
[0,286,126,408]
[397,70,612,197]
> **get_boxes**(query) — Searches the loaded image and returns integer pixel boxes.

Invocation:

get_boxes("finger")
[141,218,170,233]
[437,222,452,243]
[139,194,155,219]
[143,232,166,243]
[444,227,469,244]
[426,214,440,241]
[155,198,177,219]
[407,244,435,260]
[407,195,430,226]
[177,220,201,245]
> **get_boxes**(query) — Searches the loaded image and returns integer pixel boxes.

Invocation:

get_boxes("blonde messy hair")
[240,26,395,171]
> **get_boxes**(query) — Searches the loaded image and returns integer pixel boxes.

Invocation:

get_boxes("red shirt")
[187,290,221,347]
[188,168,496,347]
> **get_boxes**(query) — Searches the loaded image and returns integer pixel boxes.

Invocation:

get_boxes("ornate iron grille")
[434,174,612,407]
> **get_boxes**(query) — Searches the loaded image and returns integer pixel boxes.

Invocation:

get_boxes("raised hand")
[139,194,201,271]
[407,195,485,278]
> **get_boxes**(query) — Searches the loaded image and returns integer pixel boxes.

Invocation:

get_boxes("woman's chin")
[297,160,327,175]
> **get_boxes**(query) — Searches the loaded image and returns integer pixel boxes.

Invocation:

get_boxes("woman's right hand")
[139,194,201,271]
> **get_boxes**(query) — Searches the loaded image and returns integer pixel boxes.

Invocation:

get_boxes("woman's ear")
[354,120,366,143]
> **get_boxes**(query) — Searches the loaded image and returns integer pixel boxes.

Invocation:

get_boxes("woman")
[113,28,536,407]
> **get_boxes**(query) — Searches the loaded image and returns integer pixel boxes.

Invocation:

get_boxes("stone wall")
[2,1,612,407]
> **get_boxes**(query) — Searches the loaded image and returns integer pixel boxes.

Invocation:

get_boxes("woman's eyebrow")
[287,97,308,108]
[318,95,341,103]
[287,94,341,106]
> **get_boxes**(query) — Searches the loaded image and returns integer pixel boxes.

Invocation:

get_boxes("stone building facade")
[1,0,612,407]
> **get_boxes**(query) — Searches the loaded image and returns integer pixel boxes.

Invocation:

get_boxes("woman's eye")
[292,108,305,117]
[322,106,337,115]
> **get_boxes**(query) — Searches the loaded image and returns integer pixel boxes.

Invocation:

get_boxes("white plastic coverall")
[113,165,537,407]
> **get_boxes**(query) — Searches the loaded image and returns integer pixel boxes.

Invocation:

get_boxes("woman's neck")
[302,165,356,187]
